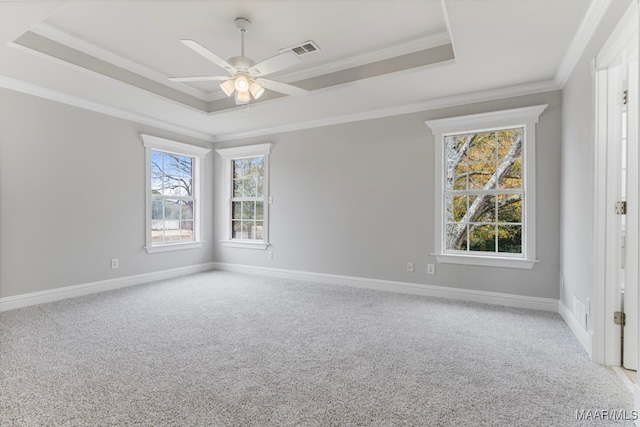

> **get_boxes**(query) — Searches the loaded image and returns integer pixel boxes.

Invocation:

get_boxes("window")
[141,134,210,253]
[425,105,546,269]
[216,143,272,249]
[231,157,265,240]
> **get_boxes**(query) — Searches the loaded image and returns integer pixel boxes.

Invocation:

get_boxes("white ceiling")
[0,0,591,142]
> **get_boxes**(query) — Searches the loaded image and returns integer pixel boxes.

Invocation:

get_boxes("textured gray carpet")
[0,270,634,426]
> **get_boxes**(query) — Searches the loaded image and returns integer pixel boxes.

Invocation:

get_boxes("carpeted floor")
[0,270,634,426]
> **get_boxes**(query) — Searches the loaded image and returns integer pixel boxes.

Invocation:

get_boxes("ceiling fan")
[170,17,308,105]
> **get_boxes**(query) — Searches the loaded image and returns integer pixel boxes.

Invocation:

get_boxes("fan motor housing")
[228,56,255,72]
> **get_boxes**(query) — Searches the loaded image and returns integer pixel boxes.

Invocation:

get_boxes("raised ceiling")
[0,0,591,142]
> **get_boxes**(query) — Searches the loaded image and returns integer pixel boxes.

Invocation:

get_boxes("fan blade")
[257,79,308,97]
[180,39,235,73]
[169,76,230,82]
[249,51,300,76]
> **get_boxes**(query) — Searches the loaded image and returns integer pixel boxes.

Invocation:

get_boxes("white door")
[622,60,638,371]
[593,1,639,372]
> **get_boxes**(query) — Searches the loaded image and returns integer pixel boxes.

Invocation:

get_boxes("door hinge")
[623,89,628,105]
[615,201,627,215]
[614,311,626,326]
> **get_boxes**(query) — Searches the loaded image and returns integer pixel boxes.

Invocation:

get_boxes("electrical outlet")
[267,251,273,260]
[407,262,414,272]
[427,264,435,275]
[111,258,119,269]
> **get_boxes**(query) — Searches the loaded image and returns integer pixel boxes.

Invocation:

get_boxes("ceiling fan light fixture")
[235,90,250,104]
[249,81,265,99]
[234,75,250,92]
[220,79,236,96]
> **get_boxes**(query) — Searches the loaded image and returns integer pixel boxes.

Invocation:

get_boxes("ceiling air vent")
[280,40,320,56]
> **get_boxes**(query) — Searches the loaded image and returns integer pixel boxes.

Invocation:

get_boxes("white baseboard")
[0,262,217,312]
[212,262,559,312]
[559,300,593,357]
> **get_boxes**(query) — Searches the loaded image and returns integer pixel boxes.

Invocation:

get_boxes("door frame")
[593,2,639,367]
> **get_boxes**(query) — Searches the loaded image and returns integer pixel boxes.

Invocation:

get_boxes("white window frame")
[141,134,210,254]
[425,105,546,269]
[216,143,272,250]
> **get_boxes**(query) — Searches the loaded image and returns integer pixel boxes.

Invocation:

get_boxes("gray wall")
[214,91,562,299]
[560,0,633,316]
[0,88,215,298]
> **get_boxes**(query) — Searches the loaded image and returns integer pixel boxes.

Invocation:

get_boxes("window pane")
[243,178,257,197]
[164,219,180,242]
[256,201,264,220]
[165,200,181,220]
[446,223,467,251]
[242,201,255,220]
[468,132,496,162]
[469,224,496,252]
[151,151,164,174]
[152,199,163,220]
[181,201,193,220]
[147,143,199,248]
[181,221,194,241]
[241,221,253,239]
[229,155,266,242]
[179,177,192,197]
[151,173,163,193]
[475,195,496,222]
[178,156,193,178]
[498,225,522,253]
[500,158,522,189]
[497,194,522,223]
[232,221,241,239]
[251,156,264,172]
[232,201,242,220]
[445,195,467,223]
[233,179,244,197]
[152,227,164,243]
[497,128,523,160]
[165,155,181,177]
[256,176,264,197]
[445,135,469,165]
[438,121,531,260]
[233,160,241,179]
[446,164,467,191]
[468,163,495,189]
[255,221,264,240]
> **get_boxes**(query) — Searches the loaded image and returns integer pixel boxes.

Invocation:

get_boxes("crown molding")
[30,22,216,102]
[595,1,639,69]
[0,75,216,142]
[213,80,559,142]
[555,0,613,87]
[275,31,452,84]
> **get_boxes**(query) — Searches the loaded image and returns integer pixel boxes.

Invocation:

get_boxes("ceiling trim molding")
[275,31,452,84]
[30,22,215,102]
[555,0,612,88]
[213,80,560,142]
[440,0,456,58]
[0,75,216,142]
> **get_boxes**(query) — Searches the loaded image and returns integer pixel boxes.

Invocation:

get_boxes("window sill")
[434,253,538,269]
[222,240,269,250]
[145,241,204,254]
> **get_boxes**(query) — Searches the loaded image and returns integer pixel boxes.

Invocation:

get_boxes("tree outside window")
[444,128,523,254]
[151,151,195,244]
